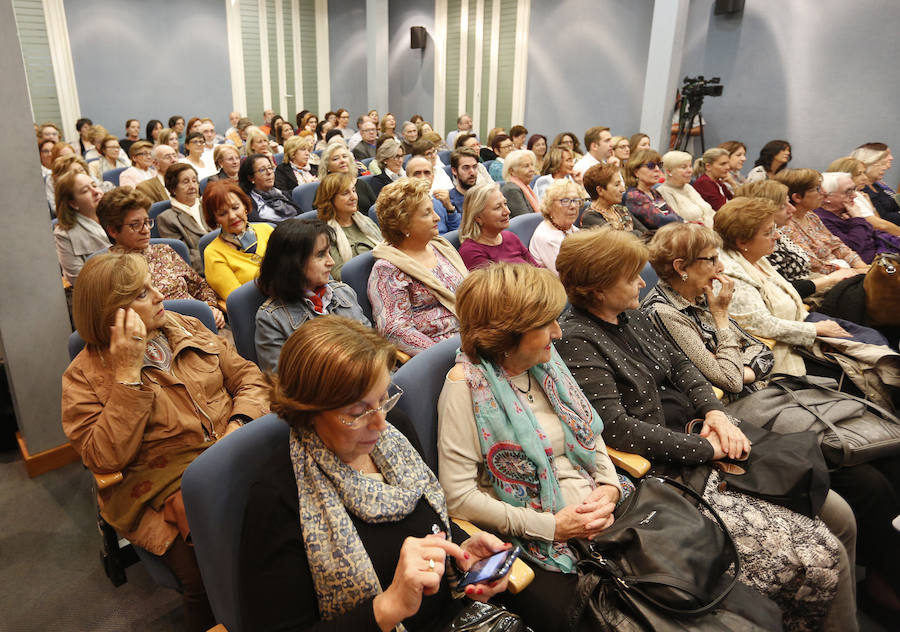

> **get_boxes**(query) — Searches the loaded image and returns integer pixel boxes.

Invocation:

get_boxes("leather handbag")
[565,476,782,632]
[726,374,900,467]
[442,601,531,632]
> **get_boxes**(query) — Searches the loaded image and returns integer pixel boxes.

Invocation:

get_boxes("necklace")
[511,372,534,403]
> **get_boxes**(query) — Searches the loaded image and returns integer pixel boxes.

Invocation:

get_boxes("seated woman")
[371,138,406,191]
[658,150,715,225]
[254,219,370,372]
[458,183,539,270]
[158,127,185,160]
[851,142,900,226]
[319,142,378,212]
[118,141,156,188]
[623,149,681,230]
[438,263,622,632]
[238,153,302,223]
[816,172,900,262]
[532,146,579,202]
[206,144,241,183]
[274,135,317,194]
[487,133,513,181]
[553,228,855,631]
[825,156,900,237]
[526,133,547,166]
[88,135,130,181]
[240,316,515,631]
[774,168,868,275]
[629,132,651,154]
[528,179,581,275]
[745,140,791,183]
[692,148,734,211]
[62,253,268,632]
[718,140,748,194]
[53,171,111,286]
[499,149,540,217]
[201,180,274,304]
[550,131,583,160]
[48,153,92,218]
[370,178,468,356]
[314,172,382,280]
[157,163,209,273]
[179,131,215,180]
[580,163,644,234]
[643,221,900,613]
[243,125,278,158]
[610,135,631,165]
[97,186,226,328]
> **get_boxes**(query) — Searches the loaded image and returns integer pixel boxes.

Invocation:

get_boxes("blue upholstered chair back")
[340,251,376,323]
[507,213,543,248]
[226,280,267,364]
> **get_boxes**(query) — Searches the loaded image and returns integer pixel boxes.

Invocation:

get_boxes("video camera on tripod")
[673,76,723,152]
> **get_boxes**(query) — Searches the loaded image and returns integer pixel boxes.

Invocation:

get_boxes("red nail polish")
[477,588,484,595]
[464,552,470,559]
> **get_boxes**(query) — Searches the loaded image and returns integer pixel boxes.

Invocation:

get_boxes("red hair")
[202,180,252,228]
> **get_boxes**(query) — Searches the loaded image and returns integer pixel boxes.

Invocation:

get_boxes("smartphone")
[457,546,520,589]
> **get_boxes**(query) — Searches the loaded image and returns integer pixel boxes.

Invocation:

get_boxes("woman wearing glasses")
[97,186,226,328]
[528,179,582,275]
[623,149,681,231]
[254,219,370,373]
[179,131,216,180]
[239,154,302,223]
[241,316,515,630]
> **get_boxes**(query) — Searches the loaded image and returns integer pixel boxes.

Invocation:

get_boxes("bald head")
[406,156,434,185]
[152,144,179,175]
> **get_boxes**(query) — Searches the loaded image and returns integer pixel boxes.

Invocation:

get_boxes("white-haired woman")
[851,143,899,226]
[658,150,715,227]
[528,179,581,275]
[499,149,540,217]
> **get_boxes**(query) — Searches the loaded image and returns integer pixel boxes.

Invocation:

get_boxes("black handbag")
[565,476,783,632]
[442,600,531,632]
[686,420,830,518]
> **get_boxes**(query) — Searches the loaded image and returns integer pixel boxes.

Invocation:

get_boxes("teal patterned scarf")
[461,347,604,573]
[290,423,451,621]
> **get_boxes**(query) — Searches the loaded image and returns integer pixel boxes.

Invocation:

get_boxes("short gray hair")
[821,171,851,195]
[376,138,404,169]
[502,149,536,181]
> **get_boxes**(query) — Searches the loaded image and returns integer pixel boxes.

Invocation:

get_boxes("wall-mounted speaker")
[411,26,427,50]
[714,0,744,15]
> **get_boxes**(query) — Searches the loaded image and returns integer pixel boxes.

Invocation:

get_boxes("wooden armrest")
[451,519,534,594]
[396,350,411,365]
[207,625,228,632]
[93,471,123,490]
[606,447,651,478]
[712,386,725,401]
[757,336,776,349]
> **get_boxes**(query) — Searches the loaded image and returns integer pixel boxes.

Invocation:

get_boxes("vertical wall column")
[0,0,74,461]
[638,0,690,152]
[366,0,389,114]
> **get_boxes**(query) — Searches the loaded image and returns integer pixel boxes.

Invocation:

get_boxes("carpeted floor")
[0,443,892,632]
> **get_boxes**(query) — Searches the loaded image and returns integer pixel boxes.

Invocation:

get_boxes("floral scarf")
[460,347,603,573]
[290,423,451,621]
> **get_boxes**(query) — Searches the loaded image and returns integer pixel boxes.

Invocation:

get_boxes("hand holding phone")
[457,546,520,589]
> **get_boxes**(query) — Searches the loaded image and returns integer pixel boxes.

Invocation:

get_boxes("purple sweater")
[458,231,540,270]
[813,208,900,264]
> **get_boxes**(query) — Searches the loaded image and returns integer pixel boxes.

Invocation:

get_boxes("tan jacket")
[62,312,269,554]
[136,176,170,204]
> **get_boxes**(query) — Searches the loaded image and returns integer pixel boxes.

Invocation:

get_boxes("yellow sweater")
[204,223,273,307]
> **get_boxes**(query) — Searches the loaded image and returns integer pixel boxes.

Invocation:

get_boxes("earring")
[681,273,688,281]
[503,351,510,358]
[404,232,410,238]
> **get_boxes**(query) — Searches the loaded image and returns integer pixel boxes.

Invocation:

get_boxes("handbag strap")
[775,375,900,424]
[767,379,853,464]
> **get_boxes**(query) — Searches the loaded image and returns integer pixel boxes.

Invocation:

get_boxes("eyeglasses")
[694,255,718,266]
[840,188,856,196]
[642,162,661,170]
[189,139,204,146]
[133,151,151,158]
[255,166,275,175]
[122,218,155,232]
[338,383,404,429]
[557,197,582,207]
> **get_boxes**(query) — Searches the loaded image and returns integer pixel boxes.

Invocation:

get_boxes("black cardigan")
[556,307,720,466]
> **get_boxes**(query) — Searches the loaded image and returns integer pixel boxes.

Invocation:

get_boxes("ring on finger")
[428,558,435,571]
[131,335,144,341]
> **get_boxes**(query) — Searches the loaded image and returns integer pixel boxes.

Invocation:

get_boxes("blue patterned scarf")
[290,423,451,621]
[461,347,604,573]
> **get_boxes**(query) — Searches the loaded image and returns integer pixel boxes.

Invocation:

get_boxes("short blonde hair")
[376,177,432,245]
[283,135,314,163]
[540,178,582,218]
[314,172,357,222]
[557,227,649,311]
[826,156,866,179]
[72,253,149,349]
[244,126,270,156]
[648,223,722,282]
[662,150,693,173]
[502,149,536,181]
[693,147,729,178]
[733,180,789,206]
[713,197,779,251]
[459,183,500,242]
[624,149,662,187]
[319,142,359,177]
[213,144,240,168]
[270,316,397,430]
[457,263,566,363]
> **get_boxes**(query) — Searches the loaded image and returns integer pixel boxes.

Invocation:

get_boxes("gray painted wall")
[524,0,654,146]
[387,0,435,123]
[329,0,369,119]
[682,0,900,184]
[63,0,233,136]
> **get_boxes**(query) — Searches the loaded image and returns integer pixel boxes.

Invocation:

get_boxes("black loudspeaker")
[410,26,427,50]
[714,0,744,14]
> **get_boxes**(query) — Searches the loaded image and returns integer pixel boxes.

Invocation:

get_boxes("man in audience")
[448,147,480,212]
[406,155,459,233]
[37,123,60,144]
[226,118,253,149]
[199,119,222,164]
[136,144,178,203]
[446,113,475,149]
[225,110,241,138]
[456,134,493,185]
[347,116,367,150]
[411,138,454,196]
[120,119,141,155]
[119,141,156,188]
[260,109,275,134]
[574,125,613,174]
[352,119,378,160]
